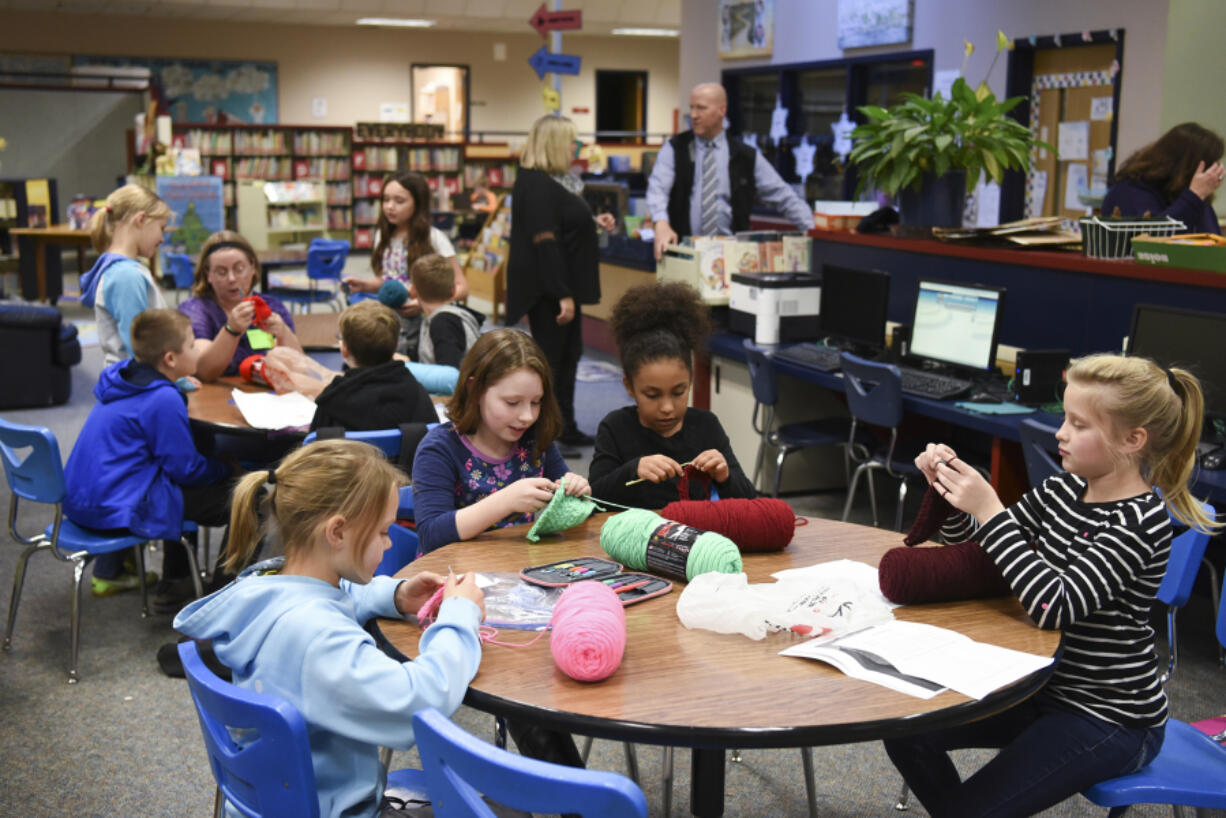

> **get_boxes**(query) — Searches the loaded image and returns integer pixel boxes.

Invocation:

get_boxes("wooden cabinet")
[236,179,327,251]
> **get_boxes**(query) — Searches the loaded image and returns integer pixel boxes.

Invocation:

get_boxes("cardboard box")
[1131,234,1226,274]
[812,201,877,232]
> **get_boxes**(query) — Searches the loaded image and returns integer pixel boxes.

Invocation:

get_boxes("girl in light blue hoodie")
[79,184,173,366]
[175,439,485,818]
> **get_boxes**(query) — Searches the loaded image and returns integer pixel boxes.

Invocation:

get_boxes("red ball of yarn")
[877,541,1012,604]
[659,498,796,552]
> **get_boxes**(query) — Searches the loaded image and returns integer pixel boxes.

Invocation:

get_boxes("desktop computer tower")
[1013,349,1069,405]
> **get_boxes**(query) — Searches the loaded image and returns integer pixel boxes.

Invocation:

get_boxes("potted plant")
[847,35,1053,226]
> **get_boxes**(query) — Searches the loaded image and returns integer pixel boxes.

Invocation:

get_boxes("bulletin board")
[1025,43,1119,219]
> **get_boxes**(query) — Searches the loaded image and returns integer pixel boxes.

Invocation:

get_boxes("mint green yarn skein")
[599,508,742,581]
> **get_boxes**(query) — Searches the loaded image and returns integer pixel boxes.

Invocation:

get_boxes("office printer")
[728,272,821,345]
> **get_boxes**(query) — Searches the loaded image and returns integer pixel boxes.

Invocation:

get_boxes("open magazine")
[780,620,1054,700]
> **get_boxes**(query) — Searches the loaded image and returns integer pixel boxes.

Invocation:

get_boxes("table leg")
[35,238,47,302]
[690,747,725,817]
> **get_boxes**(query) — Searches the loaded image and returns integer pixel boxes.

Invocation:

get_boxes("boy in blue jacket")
[64,308,233,611]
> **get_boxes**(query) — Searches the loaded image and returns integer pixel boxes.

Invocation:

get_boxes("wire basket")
[1079,215,1186,260]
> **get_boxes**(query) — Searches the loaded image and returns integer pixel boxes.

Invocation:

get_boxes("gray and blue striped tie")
[699,139,720,236]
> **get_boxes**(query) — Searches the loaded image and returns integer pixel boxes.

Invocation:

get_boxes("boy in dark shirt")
[410,253,483,369]
[311,300,438,430]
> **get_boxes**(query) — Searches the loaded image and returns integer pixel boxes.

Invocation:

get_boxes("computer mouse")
[1202,449,1226,470]
[967,391,997,403]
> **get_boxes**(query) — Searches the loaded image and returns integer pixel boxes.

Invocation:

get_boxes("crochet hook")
[625,461,694,486]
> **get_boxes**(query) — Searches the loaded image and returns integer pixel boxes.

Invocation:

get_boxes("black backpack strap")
[396,423,430,473]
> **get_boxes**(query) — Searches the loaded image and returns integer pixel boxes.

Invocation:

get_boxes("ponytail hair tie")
[266,469,277,485]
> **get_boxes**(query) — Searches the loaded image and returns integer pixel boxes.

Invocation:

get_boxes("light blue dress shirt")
[645,130,814,235]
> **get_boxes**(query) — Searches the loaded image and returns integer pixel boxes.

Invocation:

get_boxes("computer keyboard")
[774,344,842,372]
[898,367,973,400]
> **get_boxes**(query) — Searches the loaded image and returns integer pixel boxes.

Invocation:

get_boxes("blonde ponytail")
[221,440,405,573]
[89,183,171,254]
[1067,354,1220,532]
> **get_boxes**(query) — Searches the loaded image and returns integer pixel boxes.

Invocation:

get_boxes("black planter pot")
[898,170,967,227]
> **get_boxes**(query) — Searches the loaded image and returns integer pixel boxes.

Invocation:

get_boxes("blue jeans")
[883,694,1164,818]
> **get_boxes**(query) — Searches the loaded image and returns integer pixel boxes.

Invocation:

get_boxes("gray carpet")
[0,299,1223,817]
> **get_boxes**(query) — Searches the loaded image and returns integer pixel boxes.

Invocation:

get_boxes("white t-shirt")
[375,226,455,284]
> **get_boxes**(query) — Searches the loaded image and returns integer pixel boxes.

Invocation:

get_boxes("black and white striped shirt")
[941,472,1171,728]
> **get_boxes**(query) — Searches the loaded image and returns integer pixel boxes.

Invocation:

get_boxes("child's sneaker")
[90,571,157,597]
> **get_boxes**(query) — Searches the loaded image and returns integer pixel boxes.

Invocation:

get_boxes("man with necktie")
[647,83,814,260]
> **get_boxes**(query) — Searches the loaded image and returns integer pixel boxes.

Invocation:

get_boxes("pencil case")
[519,557,623,586]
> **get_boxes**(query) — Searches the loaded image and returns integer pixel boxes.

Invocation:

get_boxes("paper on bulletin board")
[975,179,1001,228]
[1090,96,1113,121]
[379,103,409,123]
[1065,164,1089,211]
[1057,121,1089,161]
[933,69,960,100]
[1031,170,1049,214]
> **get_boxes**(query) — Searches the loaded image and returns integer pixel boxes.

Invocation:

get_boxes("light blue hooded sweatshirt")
[175,557,482,818]
[79,252,166,366]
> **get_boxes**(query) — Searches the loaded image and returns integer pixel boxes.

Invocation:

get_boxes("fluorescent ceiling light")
[356,18,436,28]
[612,27,679,37]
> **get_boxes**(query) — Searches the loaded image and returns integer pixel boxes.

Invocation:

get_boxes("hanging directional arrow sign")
[528,44,581,80]
[529,3,582,37]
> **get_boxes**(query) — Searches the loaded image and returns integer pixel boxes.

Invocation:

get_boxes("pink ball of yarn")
[550,581,626,682]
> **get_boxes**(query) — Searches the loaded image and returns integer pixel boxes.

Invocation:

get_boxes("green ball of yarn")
[526,477,596,542]
[600,508,742,582]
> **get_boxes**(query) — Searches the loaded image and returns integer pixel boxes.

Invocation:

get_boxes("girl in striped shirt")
[884,353,1218,818]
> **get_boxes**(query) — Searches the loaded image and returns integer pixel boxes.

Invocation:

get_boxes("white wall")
[680,0,1170,161]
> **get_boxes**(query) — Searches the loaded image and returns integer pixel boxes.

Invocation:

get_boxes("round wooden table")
[186,377,305,464]
[376,514,1062,817]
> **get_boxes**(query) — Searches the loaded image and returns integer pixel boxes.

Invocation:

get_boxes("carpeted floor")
[0,295,1223,817]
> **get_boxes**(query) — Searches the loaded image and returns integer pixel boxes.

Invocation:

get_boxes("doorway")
[595,70,647,142]
[410,64,469,139]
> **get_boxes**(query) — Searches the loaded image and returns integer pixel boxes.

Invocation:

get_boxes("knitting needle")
[625,461,694,486]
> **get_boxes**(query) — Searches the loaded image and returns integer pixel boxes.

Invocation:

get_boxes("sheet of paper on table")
[780,620,1054,700]
[231,389,317,429]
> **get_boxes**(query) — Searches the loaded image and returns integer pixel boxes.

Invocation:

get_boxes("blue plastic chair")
[1082,595,1226,815]
[179,641,427,818]
[743,339,856,497]
[411,707,648,818]
[0,418,203,682]
[378,524,419,577]
[1018,417,1063,488]
[164,251,196,304]
[302,427,402,459]
[838,352,926,530]
[398,485,416,521]
[1157,502,1215,683]
[270,238,349,312]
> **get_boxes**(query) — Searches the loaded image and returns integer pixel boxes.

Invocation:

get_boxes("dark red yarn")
[660,498,797,552]
[878,484,1011,604]
[675,464,712,502]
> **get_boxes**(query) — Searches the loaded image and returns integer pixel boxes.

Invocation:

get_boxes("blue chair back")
[305,238,349,284]
[742,339,779,407]
[0,418,65,505]
[302,428,402,458]
[178,641,320,818]
[1018,418,1062,488]
[411,708,648,818]
[165,252,195,289]
[398,485,416,520]
[1158,503,1215,610]
[377,523,419,576]
[839,352,903,430]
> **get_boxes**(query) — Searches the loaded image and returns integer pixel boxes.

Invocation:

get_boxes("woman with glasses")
[179,230,302,381]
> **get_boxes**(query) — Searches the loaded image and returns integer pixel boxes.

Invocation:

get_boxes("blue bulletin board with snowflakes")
[73,55,277,124]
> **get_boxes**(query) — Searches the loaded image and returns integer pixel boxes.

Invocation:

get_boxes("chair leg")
[866,468,880,527]
[773,448,789,498]
[69,557,87,684]
[842,463,869,522]
[894,782,911,811]
[135,543,150,618]
[4,542,46,650]
[661,746,674,818]
[493,715,507,749]
[213,786,224,818]
[1163,608,1179,684]
[379,746,393,768]
[800,747,819,818]
[580,735,594,763]
[623,742,640,784]
[753,436,766,490]
[200,527,212,581]
[894,477,909,532]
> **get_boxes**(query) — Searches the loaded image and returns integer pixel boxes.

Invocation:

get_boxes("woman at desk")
[1101,122,1224,234]
[179,231,302,381]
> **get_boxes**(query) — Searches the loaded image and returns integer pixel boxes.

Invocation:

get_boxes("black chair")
[0,302,81,409]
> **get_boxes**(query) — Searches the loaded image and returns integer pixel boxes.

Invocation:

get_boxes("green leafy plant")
[847,76,1052,197]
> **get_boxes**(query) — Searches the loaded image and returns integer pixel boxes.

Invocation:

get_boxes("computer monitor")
[908,279,1006,373]
[1127,303,1226,419]
[817,264,890,354]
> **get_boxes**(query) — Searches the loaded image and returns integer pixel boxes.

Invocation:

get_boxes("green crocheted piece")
[526,478,596,542]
